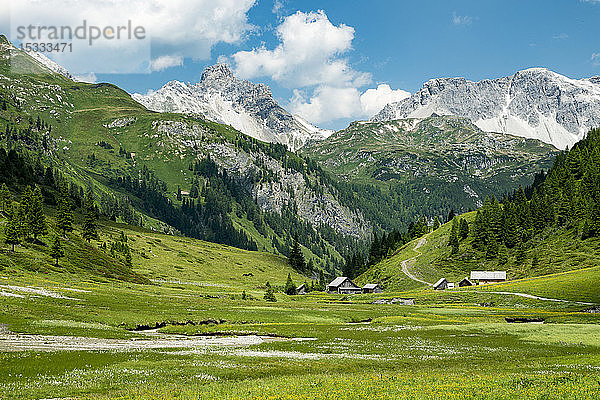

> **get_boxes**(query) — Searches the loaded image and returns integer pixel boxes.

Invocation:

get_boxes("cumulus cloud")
[359,84,410,117]
[232,9,411,125]
[232,10,370,88]
[149,55,183,72]
[290,84,410,124]
[7,0,256,74]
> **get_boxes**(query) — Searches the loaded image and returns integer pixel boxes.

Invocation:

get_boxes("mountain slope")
[372,68,600,150]
[132,64,332,151]
[0,35,368,274]
[359,210,600,299]
[302,116,558,229]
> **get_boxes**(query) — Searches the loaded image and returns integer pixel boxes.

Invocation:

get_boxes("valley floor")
[0,268,599,400]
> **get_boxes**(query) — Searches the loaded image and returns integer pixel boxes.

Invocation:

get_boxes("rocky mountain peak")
[200,63,235,83]
[372,68,600,150]
[133,64,332,151]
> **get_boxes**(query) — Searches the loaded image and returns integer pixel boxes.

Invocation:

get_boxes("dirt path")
[478,291,595,306]
[400,237,432,286]
[0,333,298,352]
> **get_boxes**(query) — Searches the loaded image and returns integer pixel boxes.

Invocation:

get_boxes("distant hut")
[327,277,362,294]
[447,282,455,289]
[458,277,474,287]
[296,284,307,295]
[362,283,382,294]
[433,278,448,290]
[470,271,507,285]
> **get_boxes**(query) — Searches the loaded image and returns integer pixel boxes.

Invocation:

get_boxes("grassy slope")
[359,213,600,303]
[0,205,304,291]
[302,117,557,193]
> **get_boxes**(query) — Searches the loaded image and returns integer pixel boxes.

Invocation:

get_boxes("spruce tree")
[264,282,276,302]
[472,210,487,249]
[459,219,469,240]
[81,191,98,242]
[448,218,460,254]
[29,186,47,241]
[515,241,527,265]
[284,273,296,295]
[0,183,11,215]
[288,235,305,272]
[124,249,133,268]
[18,186,33,240]
[447,209,456,223]
[49,235,64,267]
[486,236,499,259]
[4,205,20,251]
[56,186,74,236]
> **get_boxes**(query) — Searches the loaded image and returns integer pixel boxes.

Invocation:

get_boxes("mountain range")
[0,33,595,275]
[372,68,600,150]
[132,64,332,151]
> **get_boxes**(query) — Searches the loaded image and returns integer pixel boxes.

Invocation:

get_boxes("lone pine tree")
[56,186,74,236]
[4,205,20,251]
[29,186,47,241]
[288,235,305,273]
[81,191,98,242]
[49,235,64,267]
[284,273,296,295]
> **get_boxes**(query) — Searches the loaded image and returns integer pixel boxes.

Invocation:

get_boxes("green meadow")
[1,243,599,399]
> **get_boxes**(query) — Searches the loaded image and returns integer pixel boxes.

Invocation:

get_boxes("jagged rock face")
[372,68,600,149]
[147,120,369,238]
[132,64,332,151]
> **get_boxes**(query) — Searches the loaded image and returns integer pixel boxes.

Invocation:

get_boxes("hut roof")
[470,271,506,280]
[328,277,349,287]
[363,283,379,290]
[433,278,447,289]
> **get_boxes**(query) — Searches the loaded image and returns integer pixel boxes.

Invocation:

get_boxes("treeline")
[109,163,259,252]
[456,128,600,261]
[188,156,360,272]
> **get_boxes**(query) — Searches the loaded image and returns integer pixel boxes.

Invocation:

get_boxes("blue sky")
[5,0,600,130]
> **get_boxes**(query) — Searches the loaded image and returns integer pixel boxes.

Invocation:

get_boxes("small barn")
[296,284,307,295]
[327,277,362,294]
[433,278,448,290]
[470,271,507,285]
[458,277,474,287]
[362,283,382,294]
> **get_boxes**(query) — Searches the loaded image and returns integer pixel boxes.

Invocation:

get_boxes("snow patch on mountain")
[132,64,333,151]
[372,68,600,149]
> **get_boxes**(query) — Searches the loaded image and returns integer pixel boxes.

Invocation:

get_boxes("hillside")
[360,127,600,298]
[358,212,600,291]
[0,35,374,274]
[303,116,557,229]
[0,208,302,290]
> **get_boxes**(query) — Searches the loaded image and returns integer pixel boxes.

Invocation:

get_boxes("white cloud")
[359,84,410,117]
[290,86,362,124]
[73,72,97,83]
[452,12,473,26]
[290,84,411,124]
[231,9,409,125]
[149,55,183,72]
[232,10,370,88]
[552,33,569,40]
[592,53,600,66]
[8,0,256,74]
